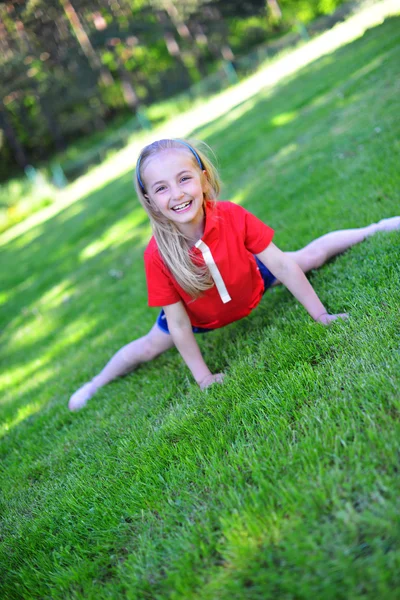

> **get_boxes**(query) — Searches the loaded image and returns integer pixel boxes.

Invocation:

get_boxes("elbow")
[273,260,293,282]
[275,257,301,285]
[168,318,192,337]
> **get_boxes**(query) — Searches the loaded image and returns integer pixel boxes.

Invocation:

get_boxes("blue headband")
[136,140,204,193]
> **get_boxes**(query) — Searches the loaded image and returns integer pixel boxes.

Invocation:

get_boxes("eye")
[155,185,166,193]
[181,176,191,183]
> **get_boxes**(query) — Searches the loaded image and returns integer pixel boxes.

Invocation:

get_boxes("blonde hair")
[135,138,221,298]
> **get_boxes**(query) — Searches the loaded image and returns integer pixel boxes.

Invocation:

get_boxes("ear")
[201,170,210,192]
[145,194,160,212]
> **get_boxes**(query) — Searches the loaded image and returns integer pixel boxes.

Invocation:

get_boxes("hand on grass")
[316,312,349,325]
[199,373,225,390]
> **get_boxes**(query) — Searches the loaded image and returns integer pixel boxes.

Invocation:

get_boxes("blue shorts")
[156,257,276,335]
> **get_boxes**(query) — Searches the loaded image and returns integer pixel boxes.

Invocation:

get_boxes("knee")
[311,246,327,267]
[119,336,158,366]
[140,334,162,362]
[300,246,327,272]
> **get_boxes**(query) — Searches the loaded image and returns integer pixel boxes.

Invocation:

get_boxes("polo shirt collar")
[199,200,219,244]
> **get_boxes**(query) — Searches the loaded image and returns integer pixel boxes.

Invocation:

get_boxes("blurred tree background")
[0,0,348,181]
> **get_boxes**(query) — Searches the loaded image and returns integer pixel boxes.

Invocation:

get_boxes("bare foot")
[365,217,400,238]
[68,382,97,412]
[376,217,400,232]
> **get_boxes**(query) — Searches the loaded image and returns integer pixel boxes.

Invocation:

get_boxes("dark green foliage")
[0,0,348,179]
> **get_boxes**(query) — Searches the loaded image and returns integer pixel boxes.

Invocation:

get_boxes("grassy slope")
[1,16,400,600]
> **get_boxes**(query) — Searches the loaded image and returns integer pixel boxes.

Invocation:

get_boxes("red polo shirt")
[144,201,274,329]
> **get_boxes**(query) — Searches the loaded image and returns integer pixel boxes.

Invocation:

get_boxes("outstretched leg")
[284,217,400,274]
[68,323,174,411]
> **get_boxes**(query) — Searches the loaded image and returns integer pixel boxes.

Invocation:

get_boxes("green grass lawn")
[1,15,400,600]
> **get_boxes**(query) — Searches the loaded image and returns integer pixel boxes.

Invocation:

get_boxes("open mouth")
[171,200,192,213]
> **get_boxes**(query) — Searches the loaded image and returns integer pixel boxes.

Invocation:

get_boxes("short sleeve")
[144,247,181,307]
[235,204,274,253]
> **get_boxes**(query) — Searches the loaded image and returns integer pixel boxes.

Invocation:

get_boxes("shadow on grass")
[1,16,399,437]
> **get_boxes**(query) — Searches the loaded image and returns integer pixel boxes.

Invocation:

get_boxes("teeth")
[172,201,191,212]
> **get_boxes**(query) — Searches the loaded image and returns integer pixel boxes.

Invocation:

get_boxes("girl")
[68,138,400,411]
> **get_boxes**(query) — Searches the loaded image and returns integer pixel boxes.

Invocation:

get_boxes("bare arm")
[163,301,224,388]
[256,243,347,324]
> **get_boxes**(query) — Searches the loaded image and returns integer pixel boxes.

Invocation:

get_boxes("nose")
[170,183,184,201]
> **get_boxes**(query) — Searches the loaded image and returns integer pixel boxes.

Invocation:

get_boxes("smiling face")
[142,148,208,239]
